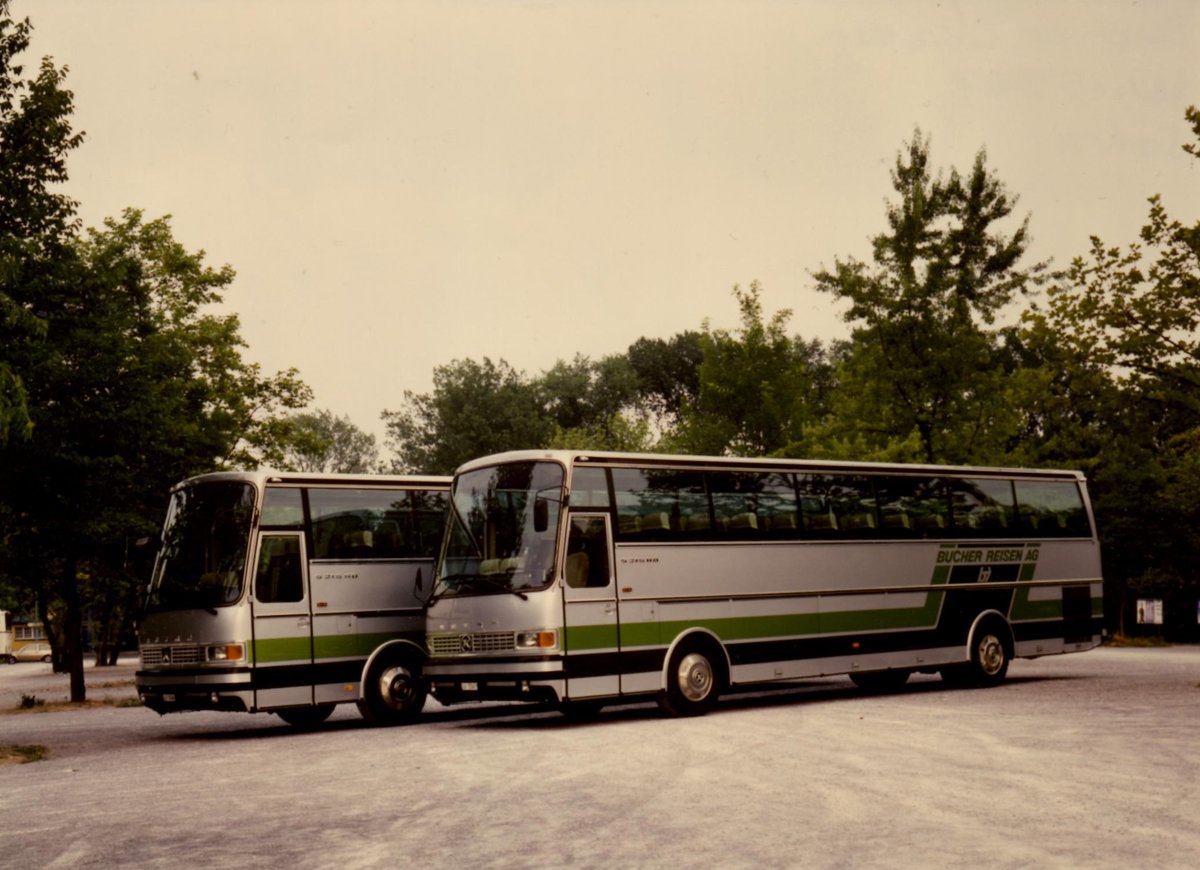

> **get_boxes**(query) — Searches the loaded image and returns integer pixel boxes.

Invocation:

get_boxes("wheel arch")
[966,609,1014,658]
[660,628,731,692]
[358,638,426,703]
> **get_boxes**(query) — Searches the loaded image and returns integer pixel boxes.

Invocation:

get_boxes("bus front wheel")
[659,642,723,717]
[358,651,427,726]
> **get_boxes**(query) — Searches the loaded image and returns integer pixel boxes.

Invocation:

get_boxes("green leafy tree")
[282,409,380,473]
[625,332,704,429]
[813,130,1045,463]
[1,209,310,698]
[0,2,83,445]
[673,282,825,457]
[1022,107,1200,638]
[383,357,551,474]
[539,353,651,450]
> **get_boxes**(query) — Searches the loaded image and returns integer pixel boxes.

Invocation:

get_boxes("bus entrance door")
[249,531,314,710]
[562,514,618,700]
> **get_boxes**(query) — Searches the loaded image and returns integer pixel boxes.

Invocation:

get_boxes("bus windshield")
[434,461,564,599]
[147,481,257,611]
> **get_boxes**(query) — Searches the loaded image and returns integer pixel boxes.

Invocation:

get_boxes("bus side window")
[255,536,303,603]
[566,517,609,588]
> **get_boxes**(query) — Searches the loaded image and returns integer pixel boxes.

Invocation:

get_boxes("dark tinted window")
[310,488,447,559]
[570,467,611,508]
[261,486,304,528]
[875,477,949,537]
[799,475,877,537]
[950,478,1016,535]
[1015,480,1090,537]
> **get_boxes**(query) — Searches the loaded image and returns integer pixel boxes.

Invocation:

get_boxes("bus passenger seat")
[565,552,589,588]
[640,513,671,533]
[728,513,759,531]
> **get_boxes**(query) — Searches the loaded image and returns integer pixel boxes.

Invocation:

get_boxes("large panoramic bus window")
[799,475,877,537]
[436,461,564,597]
[753,473,801,538]
[875,477,949,537]
[949,478,1016,535]
[310,488,419,559]
[148,482,256,611]
[612,468,699,540]
[708,472,793,539]
[1015,480,1090,537]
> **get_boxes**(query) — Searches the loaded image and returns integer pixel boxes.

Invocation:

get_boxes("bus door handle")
[604,603,617,615]
[297,616,310,627]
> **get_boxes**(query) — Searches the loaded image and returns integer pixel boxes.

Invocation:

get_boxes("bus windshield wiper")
[429,571,528,603]
[475,573,528,601]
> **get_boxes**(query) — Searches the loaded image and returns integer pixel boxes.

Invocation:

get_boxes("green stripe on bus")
[564,623,619,652]
[568,592,946,653]
[254,632,403,663]
[313,632,402,659]
[253,637,312,663]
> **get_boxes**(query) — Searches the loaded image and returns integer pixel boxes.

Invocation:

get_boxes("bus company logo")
[460,634,474,653]
[160,649,171,665]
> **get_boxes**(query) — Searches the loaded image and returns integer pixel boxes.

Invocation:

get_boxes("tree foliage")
[0,1,82,445]
[0,5,312,695]
[673,282,826,456]
[282,408,379,473]
[383,357,552,474]
[813,130,1045,463]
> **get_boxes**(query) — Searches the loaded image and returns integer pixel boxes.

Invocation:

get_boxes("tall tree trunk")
[61,553,86,703]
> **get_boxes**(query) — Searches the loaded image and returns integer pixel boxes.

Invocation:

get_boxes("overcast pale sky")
[18,0,1200,448]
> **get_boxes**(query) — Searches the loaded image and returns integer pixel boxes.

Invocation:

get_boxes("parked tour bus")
[137,470,450,726]
[424,450,1103,716]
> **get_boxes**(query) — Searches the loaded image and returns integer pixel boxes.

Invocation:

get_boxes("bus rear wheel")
[276,704,335,728]
[944,619,1012,688]
[970,622,1012,686]
[358,650,426,726]
[659,643,723,717]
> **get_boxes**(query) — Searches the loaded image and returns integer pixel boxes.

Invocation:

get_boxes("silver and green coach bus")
[137,470,449,726]
[424,450,1103,716]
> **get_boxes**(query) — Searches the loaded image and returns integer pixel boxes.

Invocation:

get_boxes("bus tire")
[966,618,1012,687]
[276,704,335,728]
[849,669,910,693]
[658,641,724,717]
[357,650,427,726]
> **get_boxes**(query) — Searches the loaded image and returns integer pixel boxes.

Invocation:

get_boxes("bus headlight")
[206,643,246,662]
[516,630,558,649]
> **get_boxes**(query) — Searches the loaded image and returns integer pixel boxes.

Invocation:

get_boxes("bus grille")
[428,632,516,655]
[140,644,205,666]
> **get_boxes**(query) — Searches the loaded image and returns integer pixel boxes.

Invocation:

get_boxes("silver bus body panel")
[426,451,1104,709]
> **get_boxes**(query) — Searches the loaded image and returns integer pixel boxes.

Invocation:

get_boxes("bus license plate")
[462,682,478,692]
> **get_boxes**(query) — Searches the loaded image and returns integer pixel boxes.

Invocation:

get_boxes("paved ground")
[1,646,1198,868]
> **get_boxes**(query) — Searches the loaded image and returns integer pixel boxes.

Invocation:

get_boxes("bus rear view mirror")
[534,497,549,533]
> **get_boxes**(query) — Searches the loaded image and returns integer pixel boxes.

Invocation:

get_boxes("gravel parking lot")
[2,646,1198,868]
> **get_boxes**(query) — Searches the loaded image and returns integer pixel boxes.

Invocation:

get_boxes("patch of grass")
[0,744,47,765]
[3,696,140,715]
[94,680,136,689]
